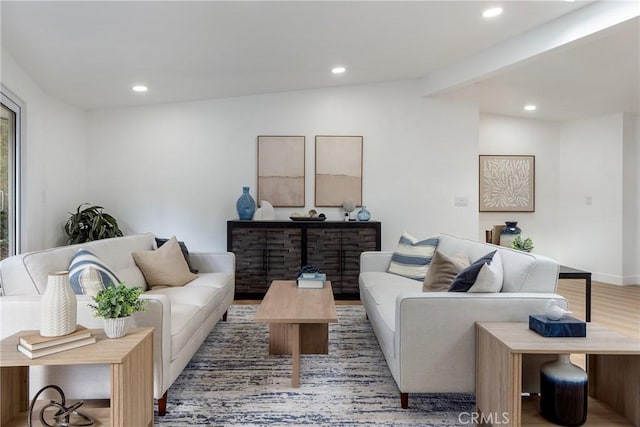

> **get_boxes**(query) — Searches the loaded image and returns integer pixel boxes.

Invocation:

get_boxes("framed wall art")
[315,135,363,207]
[479,155,535,212]
[257,136,305,207]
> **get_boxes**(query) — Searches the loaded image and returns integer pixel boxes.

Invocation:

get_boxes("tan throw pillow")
[423,251,470,292]
[132,236,197,288]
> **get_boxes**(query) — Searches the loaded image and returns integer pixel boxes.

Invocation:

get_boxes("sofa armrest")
[190,252,235,275]
[393,292,567,393]
[0,293,173,400]
[360,251,394,273]
[138,293,172,398]
[0,295,107,339]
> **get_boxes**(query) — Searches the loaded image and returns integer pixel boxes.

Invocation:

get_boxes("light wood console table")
[0,327,154,427]
[476,322,639,427]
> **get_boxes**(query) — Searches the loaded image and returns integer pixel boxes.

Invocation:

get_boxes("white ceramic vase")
[40,271,77,337]
[103,316,131,338]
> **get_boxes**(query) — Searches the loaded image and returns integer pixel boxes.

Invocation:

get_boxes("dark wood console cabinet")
[227,220,381,299]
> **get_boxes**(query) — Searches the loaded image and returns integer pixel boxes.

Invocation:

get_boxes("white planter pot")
[103,317,131,338]
[40,271,77,337]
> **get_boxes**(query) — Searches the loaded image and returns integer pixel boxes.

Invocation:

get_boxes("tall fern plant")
[64,203,123,244]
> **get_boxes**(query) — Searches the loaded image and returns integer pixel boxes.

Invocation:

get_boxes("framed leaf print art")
[479,155,535,212]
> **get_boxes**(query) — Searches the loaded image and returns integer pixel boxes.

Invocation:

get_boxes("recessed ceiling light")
[132,85,148,92]
[524,104,537,111]
[482,7,503,18]
[331,66,346,75]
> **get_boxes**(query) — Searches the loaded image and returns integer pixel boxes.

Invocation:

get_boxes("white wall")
[622,113,639,285]
[637,115,640,284]
[87,80,479,252]
[480,113,637,286]
[478,115,561,256]
[557,114,625,284]
[1,49,88,251]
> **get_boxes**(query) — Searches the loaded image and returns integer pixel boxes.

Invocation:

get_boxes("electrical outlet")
[454,196,468,207]
[585,196,592,206]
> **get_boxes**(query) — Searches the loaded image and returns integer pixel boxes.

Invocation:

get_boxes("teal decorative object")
[357,206,371,221]
[236,186,256,220]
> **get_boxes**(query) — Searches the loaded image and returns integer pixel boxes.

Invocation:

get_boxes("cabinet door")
[230,228,267,294]
[306,229,342,293]
[265,228,302,284]
[340,228,379,295]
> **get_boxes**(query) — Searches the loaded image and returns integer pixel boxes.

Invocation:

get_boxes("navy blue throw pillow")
[449,250,497,292]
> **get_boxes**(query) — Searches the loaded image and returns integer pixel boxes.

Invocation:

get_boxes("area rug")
[155,304,475,426]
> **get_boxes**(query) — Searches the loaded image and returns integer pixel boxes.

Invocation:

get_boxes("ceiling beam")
[420,1,640,97]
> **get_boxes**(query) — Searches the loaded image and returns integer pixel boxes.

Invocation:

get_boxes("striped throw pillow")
[69,249,121,296]
[387,233,439,280]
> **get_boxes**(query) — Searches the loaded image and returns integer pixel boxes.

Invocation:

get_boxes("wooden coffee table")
[255,280,338,387]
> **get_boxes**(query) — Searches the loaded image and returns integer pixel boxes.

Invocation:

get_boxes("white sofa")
[0,233,235,415]
[359,233,567,408]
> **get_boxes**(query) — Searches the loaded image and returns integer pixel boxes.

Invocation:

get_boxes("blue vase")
[500,221,521,247]
[540,354,588,426]
[236,186,256,220]
[357,206,371,221]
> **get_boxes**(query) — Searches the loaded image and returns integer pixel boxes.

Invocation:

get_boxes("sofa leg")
[158,391,168,416]
[222,310,228,322]
[400,392,408,409]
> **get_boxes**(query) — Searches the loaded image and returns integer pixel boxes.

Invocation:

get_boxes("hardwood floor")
[557,279,640,339]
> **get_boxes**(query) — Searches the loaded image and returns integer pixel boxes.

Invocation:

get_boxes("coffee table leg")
[292,323,300,388]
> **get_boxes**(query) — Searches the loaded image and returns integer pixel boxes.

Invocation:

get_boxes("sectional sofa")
[359,233,566,408]
[0,233,235,415]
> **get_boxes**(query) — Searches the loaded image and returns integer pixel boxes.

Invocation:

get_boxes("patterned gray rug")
[155,304,475,426]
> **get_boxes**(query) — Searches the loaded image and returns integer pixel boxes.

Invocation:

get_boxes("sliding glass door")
[0,90,21,260]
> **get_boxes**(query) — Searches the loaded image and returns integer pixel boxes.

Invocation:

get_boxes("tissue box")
[529,314,586,337]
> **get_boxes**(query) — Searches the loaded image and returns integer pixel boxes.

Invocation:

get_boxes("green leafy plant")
[64,203,123,245]
[89,284,146,319]
[511,235,534,252]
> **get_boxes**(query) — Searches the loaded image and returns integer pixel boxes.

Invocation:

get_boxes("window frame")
[1,85,24,257]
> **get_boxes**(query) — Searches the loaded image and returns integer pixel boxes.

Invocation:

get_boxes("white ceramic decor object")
[260,200,276,220]
[40,271,77,337]
[545,299,572,320]
[103,316,131,338]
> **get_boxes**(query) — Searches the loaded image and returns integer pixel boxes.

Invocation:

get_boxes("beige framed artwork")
[315,135,363,207]
[479,155,535,212]
[257,136,305,207]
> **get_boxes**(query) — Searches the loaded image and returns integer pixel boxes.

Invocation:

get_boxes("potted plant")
[510,235,534,252]
[89,284,146,338]
[64,203,124,245]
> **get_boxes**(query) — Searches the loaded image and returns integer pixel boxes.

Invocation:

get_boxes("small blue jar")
[357,206,371,221]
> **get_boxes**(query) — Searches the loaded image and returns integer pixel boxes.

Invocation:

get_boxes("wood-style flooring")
[557,279,640,339]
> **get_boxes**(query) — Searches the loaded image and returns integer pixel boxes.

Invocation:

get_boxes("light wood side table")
[476,322,640,427]
[0,327,154,427]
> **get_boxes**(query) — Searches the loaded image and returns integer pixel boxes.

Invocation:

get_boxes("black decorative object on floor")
[28,384,93,427]
[540,355,588,426]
